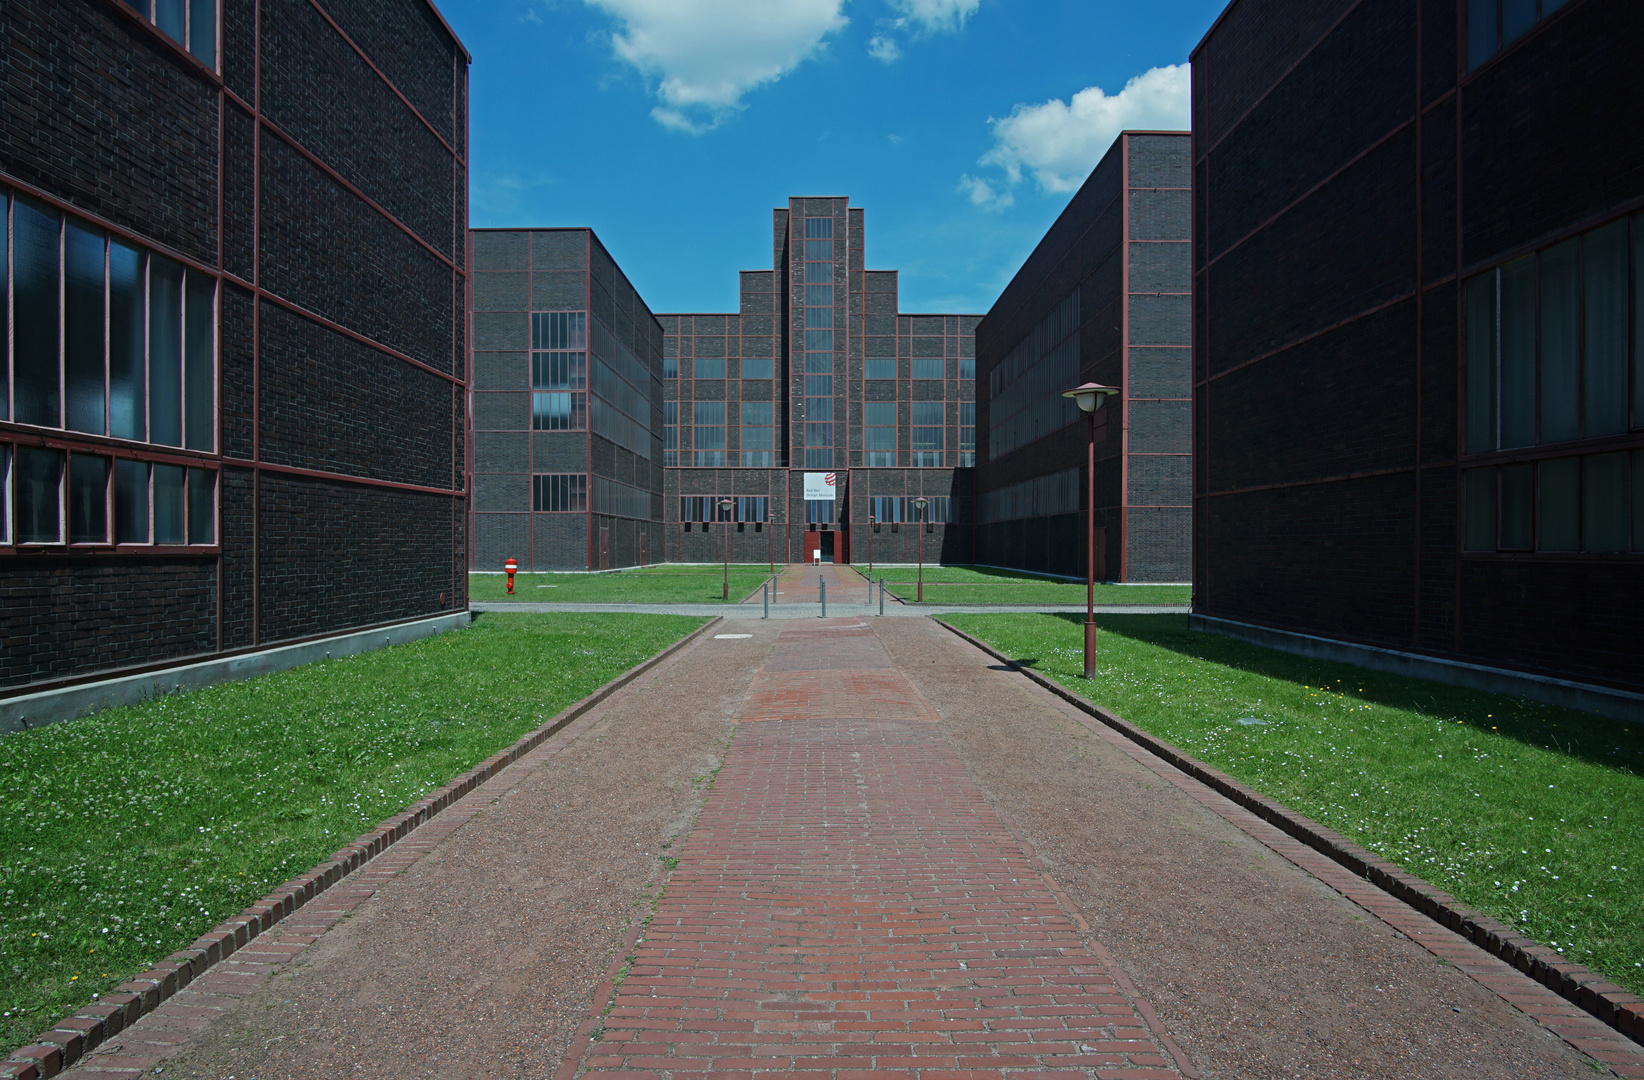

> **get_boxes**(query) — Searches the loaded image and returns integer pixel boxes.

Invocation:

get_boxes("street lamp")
[868,515,876,577]
[912,496,928,602]
[719,498,735,600]
[1060,382,1121,679]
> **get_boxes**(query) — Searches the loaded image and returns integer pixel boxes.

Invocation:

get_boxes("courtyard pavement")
[61,611,1642,1079]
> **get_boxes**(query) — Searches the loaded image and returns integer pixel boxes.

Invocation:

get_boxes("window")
[868,495,951,526]
[738,349,772,380]
[123,0,217,68]
[663,401,678,467]
[865,355,895,380]
[663,351,677,379]
[681,495,765,526]
[979,468,1080,524]
[1466,217,1637,454]
[864,402,896,467]
[740,402,774,466]
[1468,0,1569,71]
[694,401,726,466]
[870,496,902,526]
[911,402,944,467]
[960,355,975,381]
[593,476,649,520]
[911,356,944,380]
[0,446,8,544]
[959,402,976,467]
[805,498,835,525]
[988,290,1081,461]
[1464,451,1643,553]
[803,218,835,467]
[6,192,216,451]
[694,353,725,380]
[533,473,587,513]
[4,447,215,548]
[532,312,587,432]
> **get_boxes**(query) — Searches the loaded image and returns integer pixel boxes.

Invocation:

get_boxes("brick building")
[1192,0,1644,694]
[974,132,1193,583]
[0,0,469,694]
[468,229,665,571]
[662,197,979,568]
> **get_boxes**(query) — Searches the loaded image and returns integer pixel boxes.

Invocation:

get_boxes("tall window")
[5,446,215,547]
[805,498,835,525]
[123,0,217,68]
[1465,452,1643,554]
[663,401,678,467]
[911,356,944,380]
[865,354,895,380]
[532,311,587,431]
[693,401,726,466]
[664,351,677,379]
[739,348,772,380]
[960,355,975,380]
[804,217,834,468]
[959,402,976,467]
[911,402,944,467]
[1467,0,1569,71]
[864,402,896,467]
[533,473,587,512]
[740,401,773,466]
[694,352,725,380]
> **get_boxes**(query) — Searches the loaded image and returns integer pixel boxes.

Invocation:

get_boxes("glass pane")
[1500,0,1535,44]
[1539,240,1580,443]
[109,241,146,440]
[1499,464,1533,549]
[912,357,944,380]
[155,0,184,43]
[1466,0,1498,70]
[739,355,771,379]
[187,467,216,544]
[14,198,61,428]
[0,446,8,542]
[1638,215,1644,431]
[1463,468,1496,551]
[153,463,186,544]
[16,446,64,544]
[64,220,106,435]
[1634,451,1644,552]
[188,0,216,67]
[115,459,150,543]
[1581,453,1626,552]
[1499,256,1535,448]
[149,256,184,446]
[184,270,215,450]
[1582,221,1628,437]
[693,355,724,380]
[68,454,109,544]
[866,357,895,380]
[1537,457,1579,551]
[1464,272,1497,453]
[0,191,7,421]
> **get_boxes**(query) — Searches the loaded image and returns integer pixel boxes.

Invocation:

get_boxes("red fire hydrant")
[504,557,518,595]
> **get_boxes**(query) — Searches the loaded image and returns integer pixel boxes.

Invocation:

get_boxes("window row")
[1467,0,1569,72]
[593,476,650,520]
[533,311,586,351]
[680,495,769,523]
[978,467,1080,524]
[868,495,952,526]
[677,355,775,380]
[665,402,777,467]
[1464,451,1644,554]
[3,190,217,452]
[532,351,585,392]
[667,355,976,381]
[988,290,1082,461]
[122,0,217,68]
[1466,215,1640,455]
[1,444,214,547]
[533,472,587,513]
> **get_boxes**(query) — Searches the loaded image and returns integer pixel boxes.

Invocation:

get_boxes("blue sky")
[438,0,1226,314]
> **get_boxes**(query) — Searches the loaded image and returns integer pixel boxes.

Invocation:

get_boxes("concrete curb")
[1,615,725,1080]
[933,617,1644,1050]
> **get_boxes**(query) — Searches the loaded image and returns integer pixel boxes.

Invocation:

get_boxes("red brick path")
[566,619,1192,1079]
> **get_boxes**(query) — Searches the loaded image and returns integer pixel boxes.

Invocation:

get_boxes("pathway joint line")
[11,616,725,1080]
[933,617,1644,1062]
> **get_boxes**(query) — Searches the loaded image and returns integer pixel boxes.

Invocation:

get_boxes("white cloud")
[585,0,847,133]
[890,0,979,34]
[957,173,1012,211]
[974,64,1190,195]
[867,34,901,62]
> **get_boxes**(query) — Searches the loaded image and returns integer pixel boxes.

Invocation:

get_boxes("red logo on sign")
[824,473,835,487]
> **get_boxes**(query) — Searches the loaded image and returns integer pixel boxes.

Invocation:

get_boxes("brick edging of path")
[1,615,726,1080]
[933,618,1644,1049]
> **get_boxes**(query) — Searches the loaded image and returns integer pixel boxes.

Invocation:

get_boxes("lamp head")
[1061,382,1121,413]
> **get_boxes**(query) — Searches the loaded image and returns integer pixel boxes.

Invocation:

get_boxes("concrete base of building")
[1,611,474,735]
[1191,614,1644,723]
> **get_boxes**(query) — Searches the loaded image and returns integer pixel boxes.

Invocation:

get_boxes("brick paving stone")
[571,618,1190,1079]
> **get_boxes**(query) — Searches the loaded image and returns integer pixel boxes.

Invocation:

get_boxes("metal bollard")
[819,575,826,618]
[763,580,769,619]
[879,576,885,617]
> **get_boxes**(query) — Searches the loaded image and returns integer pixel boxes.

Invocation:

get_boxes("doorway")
[820,531,835,563]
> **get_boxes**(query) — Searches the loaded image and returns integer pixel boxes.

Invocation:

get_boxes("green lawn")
[944,612,1644,999]
[853,565,1190,606]
[469,565,775,604]
[0,612,706,1055]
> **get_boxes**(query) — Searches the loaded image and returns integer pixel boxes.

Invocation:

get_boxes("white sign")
[803,472,837,500]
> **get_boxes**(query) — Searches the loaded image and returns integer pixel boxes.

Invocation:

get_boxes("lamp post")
[719,498,735,600]
[868,515,876,578]
[912,496,928,602]
[1059,382,1121,679]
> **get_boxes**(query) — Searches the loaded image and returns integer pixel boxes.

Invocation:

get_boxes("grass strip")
[0,612,706,1055]
[469,566,774,604]
[944,611,1644,999]
[851,565,1189,605]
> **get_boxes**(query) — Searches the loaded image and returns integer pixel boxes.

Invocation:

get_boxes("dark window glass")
[805,260,830,284]
[911,402,944,465]
[911,357,943,380]
[959,401,976,466]
[960,356,975,380]
[1634,451,1644,552]
[115,459,149,543]
[1500,0,1535,45]
[0,446,8,542]
[188,0,216,66]
[533,473,587,512]
[866,357,895,380]
[69,454,109,544]
[184,271,215,450]
[1464,273,1497,453]
[149,256,184,446]
[804,328,832,352]
[1583,220,1628,438]
[805,351,831,375]
[14,198,61,428]
[664,352,677,379]
[805,306,832,329]
[1463,468,1496,551]
[804,218,832,240]
[16,446,63,543]
[805,374,832,397]
[740,354,772,379]
[1637,215,1644,429]
[155,0,184,43]
[153,463,186,544]
[187,467,215,544]
[1537,457,1578,551]
[65,221,106,435]
[1,192,8,421]
[739,402,773,466]
[109,241,146,441]
[805,284,832,306]
[694,401,726,466]
[1499,256,1535,448]
[1466,0,1498,70]
[1581,453,1626,553]
[1539,239,1579,444]
[1499,463,1533,550]
[694,354,725,379]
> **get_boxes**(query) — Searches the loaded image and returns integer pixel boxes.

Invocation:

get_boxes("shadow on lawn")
[1035,611,1642,777]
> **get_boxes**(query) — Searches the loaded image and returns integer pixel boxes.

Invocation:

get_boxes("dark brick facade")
[0,0,468,693]
[1193,0,1644,692]
[975,133,1193,583]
